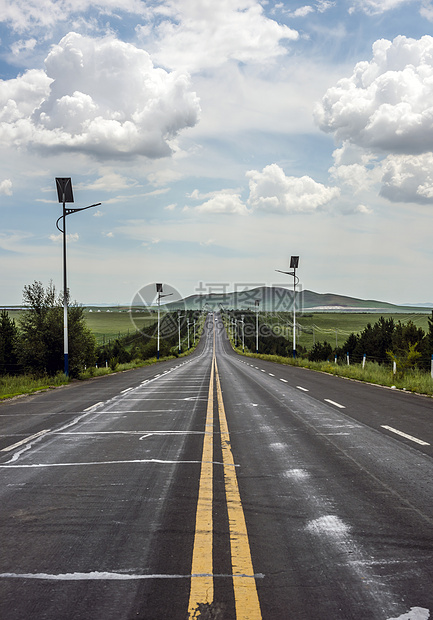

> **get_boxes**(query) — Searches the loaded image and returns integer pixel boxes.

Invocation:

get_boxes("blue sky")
[1,0,433,305]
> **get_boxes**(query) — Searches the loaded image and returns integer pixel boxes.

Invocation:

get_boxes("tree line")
[0,281,197,378]
[226,310,433,371]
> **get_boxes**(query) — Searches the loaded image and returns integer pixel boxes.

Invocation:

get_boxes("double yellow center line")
[188,326,262,618]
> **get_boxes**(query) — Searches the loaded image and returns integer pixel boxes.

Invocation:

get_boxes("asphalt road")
[0,314,432,620]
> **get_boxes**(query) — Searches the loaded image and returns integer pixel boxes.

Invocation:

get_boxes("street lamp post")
[177,310,183,354]
[156,284,173,360]
[276,255,299,359]
[55,178,101,377]
[255,299,260,354]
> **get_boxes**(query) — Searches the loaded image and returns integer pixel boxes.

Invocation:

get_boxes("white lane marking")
[280,378,288,383]
[268,373,275,377]
[296,386,309,392]
[121,387,133,393]
[0,458,220,468]
[57,431,204,436]
[324,399,345,409]
[84,402,104,411]
[121,398,207,401]
[0,571,264,581]
[381,425,430,446]
[260,369,266,372]
[1,429,51,452]
[87,410,175,414]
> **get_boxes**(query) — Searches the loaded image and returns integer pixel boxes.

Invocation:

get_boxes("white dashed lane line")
[324,398,346,409]
[381,425,430,446]
[240,362,430,450]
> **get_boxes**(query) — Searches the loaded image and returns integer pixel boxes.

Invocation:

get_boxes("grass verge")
[0,337,202,400]
[232,347,433,397]
[0,372,69,400]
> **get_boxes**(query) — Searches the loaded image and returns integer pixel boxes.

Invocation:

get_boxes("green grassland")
[83,310,157,343]
[262,311,432,350]
[6,308,431,348]
[4,308,156,345]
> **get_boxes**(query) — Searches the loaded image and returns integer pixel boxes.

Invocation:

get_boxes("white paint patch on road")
[306,515,350,538]
[268,373,275,376]
[283,469,310,480]
[280,378,288,383]
[296,386,309,392]
[381,426,430,446]
[270,443,286,451]
[387,608,430,620]
[121,388,133,393]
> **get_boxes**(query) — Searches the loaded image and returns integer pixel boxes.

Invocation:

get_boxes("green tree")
[19,281,96,377]
[308,341,333,362]
[427,311,433,354]
[0,310,19,375]
[387,343,422,377]
[353,316,395,363]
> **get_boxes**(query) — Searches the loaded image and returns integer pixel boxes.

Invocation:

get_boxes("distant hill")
[163,286,432,313]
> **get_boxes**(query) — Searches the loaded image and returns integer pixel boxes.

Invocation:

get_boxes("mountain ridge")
[164,286,432,313]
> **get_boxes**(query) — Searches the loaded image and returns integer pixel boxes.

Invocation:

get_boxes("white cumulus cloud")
[148,0,299,72]
[315,35,433,155]
[0,179,13,196]
[0,32,200,160]
[189,192,249,215]
[380,153,433,203]
[316,35,433,203]
[246,164,340,213]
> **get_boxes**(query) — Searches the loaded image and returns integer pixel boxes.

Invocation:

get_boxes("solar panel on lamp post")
[55,178,101,377]
[156,284,173,360]
[276,255,299,359]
